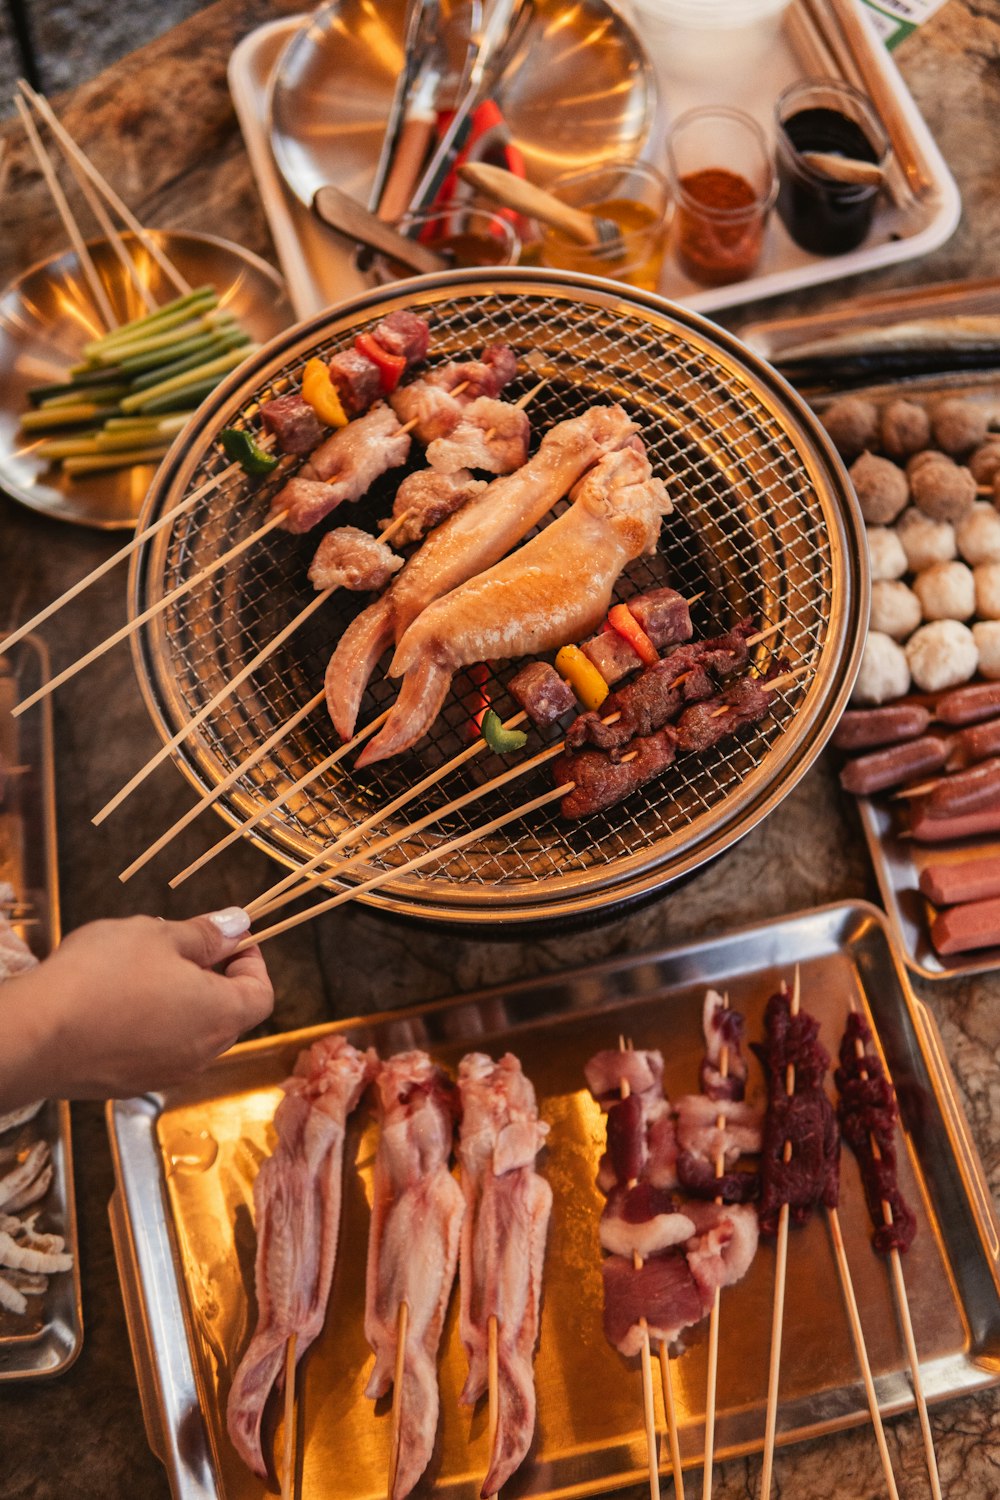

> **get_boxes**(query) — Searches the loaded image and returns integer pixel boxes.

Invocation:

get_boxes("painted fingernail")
[208,906,251,939]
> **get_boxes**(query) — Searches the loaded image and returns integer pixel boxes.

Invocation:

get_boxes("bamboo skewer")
[281,1332,297,1500]
[92,580,332,824]
[846,996,940,1500]
[701,995,730,1500]
[618,1043,662,1500]
[14,509,287,717]
[387,1300,410,1500]
[485,1313,500,1500]
[759,968,799,1499]
[18,79,192,296]
[14,95,116,332]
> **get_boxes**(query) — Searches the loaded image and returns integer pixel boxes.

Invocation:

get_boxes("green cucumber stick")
[116,322,238,376]
[127,330,249,391]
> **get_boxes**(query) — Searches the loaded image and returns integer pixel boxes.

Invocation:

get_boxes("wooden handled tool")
[799,151,885,186]
[312,184,448,273]
[458,161,619,247]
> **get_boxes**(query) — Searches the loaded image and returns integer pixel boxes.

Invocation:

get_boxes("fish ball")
[866,526,908,581]
[956,502,1000,565]
[910,456,977,524]
[850,451,909,525]
[851,631,911,705]
[913,560,975,621]
[975,562,1000,619]
[880,398,930,460]
[973,622,1000,680]
[905,620,978,694]
[930,397,989,457]
[822,395,879,460]
[870,580,922,640]
[895,507,957,572]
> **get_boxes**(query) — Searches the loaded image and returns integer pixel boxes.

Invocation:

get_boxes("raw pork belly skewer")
[364,1052,465,1500]
[754,975,900,1500]
[227,1035,377,1482]
[456,1053,552,1498]
[835,1002,942,1500]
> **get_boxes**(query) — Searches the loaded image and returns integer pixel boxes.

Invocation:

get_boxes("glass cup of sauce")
[374,203,522,282]
[774,79,891,256]
[665,106,777,288]
[535,160,670,292]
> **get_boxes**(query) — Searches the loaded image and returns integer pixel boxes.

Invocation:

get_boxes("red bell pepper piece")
[607,603,659,666]
[354,333,406,394]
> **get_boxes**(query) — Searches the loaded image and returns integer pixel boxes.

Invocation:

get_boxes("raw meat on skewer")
[381,469,489,548]
[308,527,405,594]
[356,443,672,766]
[325,403,640,741]
[456,1052,552,1497]
[834,1012,916,1254]
[269,403,413,533]
[390,344,518,441]
[227,1035,378,1479]
[364,1052,464,1500]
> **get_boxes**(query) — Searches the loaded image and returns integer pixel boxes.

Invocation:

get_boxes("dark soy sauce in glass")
[776,97,885,255]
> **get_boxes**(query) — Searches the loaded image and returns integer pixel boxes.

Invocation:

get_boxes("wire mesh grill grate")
[135,279,862,919]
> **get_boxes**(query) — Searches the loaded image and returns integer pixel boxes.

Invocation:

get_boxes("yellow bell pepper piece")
[555,645,609,711]
[301,357,348,428]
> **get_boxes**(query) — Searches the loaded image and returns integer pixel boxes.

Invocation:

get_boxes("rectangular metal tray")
[0,636,83,1380]
[227,5,959,324]
[107,900,1000,1500]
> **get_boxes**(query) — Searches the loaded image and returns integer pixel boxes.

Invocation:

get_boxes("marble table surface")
[2,1,1000,1495]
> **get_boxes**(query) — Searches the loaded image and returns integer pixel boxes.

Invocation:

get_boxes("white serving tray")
[228,4,959,323]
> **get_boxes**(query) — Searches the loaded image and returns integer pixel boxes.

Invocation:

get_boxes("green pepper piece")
[481,707,528,755]
[220,427,279,475]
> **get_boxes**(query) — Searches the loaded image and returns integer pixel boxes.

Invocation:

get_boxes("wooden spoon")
[799,151,885,187]
[458,161,621,247]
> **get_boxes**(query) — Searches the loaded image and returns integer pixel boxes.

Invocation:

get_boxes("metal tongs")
[404,0,536,218]
[368,0,444,215]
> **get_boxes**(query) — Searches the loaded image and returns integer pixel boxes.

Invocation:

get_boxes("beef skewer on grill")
[455,1053,552,1499]
[835,1002,942,1500]
[754,975,900,1500]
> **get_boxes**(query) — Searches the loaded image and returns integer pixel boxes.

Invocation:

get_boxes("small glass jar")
[774,79,891,256]
[535,159,670,292]
[665,106,777,288]
[373,202,521,283]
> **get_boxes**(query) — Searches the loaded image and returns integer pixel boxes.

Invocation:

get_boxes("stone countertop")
[2,2,1000,1495]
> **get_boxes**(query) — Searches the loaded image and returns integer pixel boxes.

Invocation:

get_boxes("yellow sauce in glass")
[538,197,665,291]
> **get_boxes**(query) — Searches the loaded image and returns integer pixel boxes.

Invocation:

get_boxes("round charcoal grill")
[129,270,868,925]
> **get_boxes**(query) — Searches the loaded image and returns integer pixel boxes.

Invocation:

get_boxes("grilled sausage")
[832,704,931,751]
[918,757,1000,817]
[839,734,950,796]
[947,716,1000,771]
[909,801,1000,842]
[935,681,1000,725]
[919,855,1000,906]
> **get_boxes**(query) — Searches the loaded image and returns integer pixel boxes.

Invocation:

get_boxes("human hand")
[0,908,273,1107]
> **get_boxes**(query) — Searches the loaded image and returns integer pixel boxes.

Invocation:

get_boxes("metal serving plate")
[0,232,293,530]
[107,900,1000,1499]
[268,0,656,211]
[0,637,83,1380]
[127,270,867,925]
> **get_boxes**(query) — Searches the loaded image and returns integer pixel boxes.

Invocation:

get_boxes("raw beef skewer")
[456,1053,552,1498]
[363,1052,465,1500]
[226,1035,378,1481]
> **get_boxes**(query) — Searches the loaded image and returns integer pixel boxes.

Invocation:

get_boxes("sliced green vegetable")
[481,708,528,755]
[219,427,279,475]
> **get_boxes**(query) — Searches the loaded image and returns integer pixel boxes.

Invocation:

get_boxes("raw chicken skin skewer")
[364,1052,465,1500]
[356,442,672,766]
[227,1035,378,1479]
[325,404,640,742]
[457,1053,553,1498]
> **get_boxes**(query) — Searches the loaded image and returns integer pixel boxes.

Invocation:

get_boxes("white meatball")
[975,562,1000,619]
[973,621,1000,680]
[866,526,908,582]
[956,501,1000,565]
[912,560,975,621]
[905,620,978,694]
[870,579,922,640]
[851,631,911,705]
[894,507,957,572]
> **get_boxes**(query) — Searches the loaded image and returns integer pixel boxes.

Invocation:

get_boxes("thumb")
[166,907,253,968]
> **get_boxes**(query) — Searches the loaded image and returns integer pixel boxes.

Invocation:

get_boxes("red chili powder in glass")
[675,167,766,287]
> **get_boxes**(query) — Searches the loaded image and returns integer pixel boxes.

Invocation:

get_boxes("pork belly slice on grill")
[457,1053,552,1498]
[355,444,671,766]
[226,1036,377,1480]
[389,344,518,443]
[364,1053,464,1500]
[425,397,530,475]
[270,404,412,533]
[602,1250,706,1357]
[599,1182,696,1259]
[381,469,488,548]
[325,404,640,742]
[308,527,404,594]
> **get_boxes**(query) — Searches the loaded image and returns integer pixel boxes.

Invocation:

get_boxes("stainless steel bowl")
[0,232,292,529]
[129,269,868,925]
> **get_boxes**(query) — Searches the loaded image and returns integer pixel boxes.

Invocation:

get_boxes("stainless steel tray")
[0,636,83,1380]
[107,900,1000,1500]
